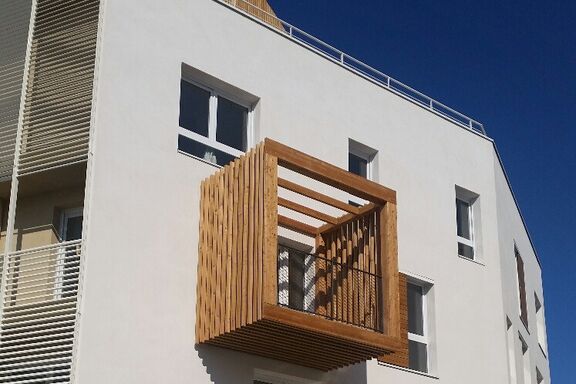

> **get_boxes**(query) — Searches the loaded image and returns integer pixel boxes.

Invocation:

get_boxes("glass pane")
[288,252,305,311]
[178,135,236,166]
[349,152,368,178]
[407,283,424,335]
[456,198,471,239]
[458,242,474,259]
[409,340,428,373]
[179,80,210,136]
[64,216,83,241]
[216,96,248,151]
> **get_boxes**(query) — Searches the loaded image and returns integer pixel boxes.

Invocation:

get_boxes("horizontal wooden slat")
[277,214,317,237]
[278,177,359,214]
[278,197,338,224]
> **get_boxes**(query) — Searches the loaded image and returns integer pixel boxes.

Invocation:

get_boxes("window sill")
[457,254,485,266]
[378,362,439,379]
[177,149,222,168]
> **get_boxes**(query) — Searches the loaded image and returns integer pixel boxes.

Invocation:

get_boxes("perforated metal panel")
[0,0,33,181]
[18,0,100,176]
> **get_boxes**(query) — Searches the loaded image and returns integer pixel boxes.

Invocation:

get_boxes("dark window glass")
[407,283,424,335]
[288,252,305,311]
[458,242,475,259]
[456,198,471,239]
[179,80,210,136]
[64,216,83,241]
[408,340,428,372]
[216,96,248,151]
[178,135,235,166]
[348,152,368,178]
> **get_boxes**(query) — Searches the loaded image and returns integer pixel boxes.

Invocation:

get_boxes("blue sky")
[268,0,575,381]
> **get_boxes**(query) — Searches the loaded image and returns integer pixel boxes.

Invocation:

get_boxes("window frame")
[455,186,480,262]
[514,245,529,329]
[406,277,432,374]
[348,139,378,206]
[178,78,255,164]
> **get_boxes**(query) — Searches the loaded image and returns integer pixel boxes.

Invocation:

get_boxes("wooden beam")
[381,202,400,339]
[278,214,318,237]
[265,138,396,204]
[277,177,359,214]
[277,197,339,225]
[263,304,401,351]
[317,203,379,234]
[263,154,278,305]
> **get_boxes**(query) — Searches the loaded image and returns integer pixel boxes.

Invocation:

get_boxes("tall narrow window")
[455,186,479,260]
[178,78,254,166]
[519,334,531,384]
[407,281,430,373]
[515,246,528,328]
[534,293,548,355]
[506,317,518,384]
[55,208,83,299]
[348,140,377,206]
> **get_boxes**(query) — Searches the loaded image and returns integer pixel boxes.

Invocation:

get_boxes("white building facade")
[0,0,550,383]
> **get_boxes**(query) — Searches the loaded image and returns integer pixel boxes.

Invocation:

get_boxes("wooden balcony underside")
[196,139,404,370]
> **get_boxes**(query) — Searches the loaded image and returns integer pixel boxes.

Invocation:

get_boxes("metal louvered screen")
[18,0,100,176]
[0,0,33,182]
[0,240,82,383]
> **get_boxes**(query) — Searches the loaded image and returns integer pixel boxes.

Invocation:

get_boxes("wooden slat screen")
[315,208,382,331]
[17,0,100,176]
[378,273,409,367]
[0,0,33,181]
[196,143,266,343]
[222,0,285,31]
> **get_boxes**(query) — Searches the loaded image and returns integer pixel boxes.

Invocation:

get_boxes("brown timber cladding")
[378,273,409,368]
[17,0,100,176]
[222,0,285,31]
[196,139,406,370]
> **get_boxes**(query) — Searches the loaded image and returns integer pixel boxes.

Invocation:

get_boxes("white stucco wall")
[74,0,548,383]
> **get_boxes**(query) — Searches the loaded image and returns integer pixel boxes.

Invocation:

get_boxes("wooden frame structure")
[196,138,405,370]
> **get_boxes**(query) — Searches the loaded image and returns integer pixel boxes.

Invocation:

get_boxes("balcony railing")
[278,244,383,332]
[0,240,82,383]
[196,139,404,370]
[218,0,486,136]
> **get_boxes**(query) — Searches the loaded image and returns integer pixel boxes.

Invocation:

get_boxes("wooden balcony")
[196,139,404,370]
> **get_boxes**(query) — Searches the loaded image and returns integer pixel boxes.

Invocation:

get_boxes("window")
[178,77,255,166]
[455,186,479,260]
[534,293,548,355]
[348,139,377,205]
[519,333,531,384]
[55,208,83,299]
[515,246,528,328]
[506,317,518,384]
[407,280,431,373]
[277,245,315,313]
[536,367,544,384]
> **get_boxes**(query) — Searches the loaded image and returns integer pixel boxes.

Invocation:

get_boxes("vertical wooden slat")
[241,153,250,326]
[196,180,205,342]
[378,273,409,367]
[256,144,264,319]
[231,160,239,331]
[315,234,327,316]
[225,165,232,333]
[218,170,225,334]
[208,175,217,338]
[262,154,278,305]
[381,203,400,338]
[247,150,255,324]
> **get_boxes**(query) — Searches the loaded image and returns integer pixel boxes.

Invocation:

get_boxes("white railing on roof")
[218,0,487,136]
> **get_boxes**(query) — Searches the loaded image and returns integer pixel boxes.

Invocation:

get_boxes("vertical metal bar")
[340,52,344,64]
[289,25,293,37]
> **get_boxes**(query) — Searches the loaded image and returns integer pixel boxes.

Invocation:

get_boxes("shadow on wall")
[197,344,368,384]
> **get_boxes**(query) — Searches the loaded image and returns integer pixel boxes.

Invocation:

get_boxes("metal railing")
[219,0,486,136]
[278,245,383,332]
[0,240,82,383]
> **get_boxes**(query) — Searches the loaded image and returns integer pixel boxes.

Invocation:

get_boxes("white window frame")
[178,78,255,164]
[254,369,322,384]
[348,139,377,206]
[406,277,432,374]
[54,207,83,299]
[455,186,480,262]
[456,197,474,250]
